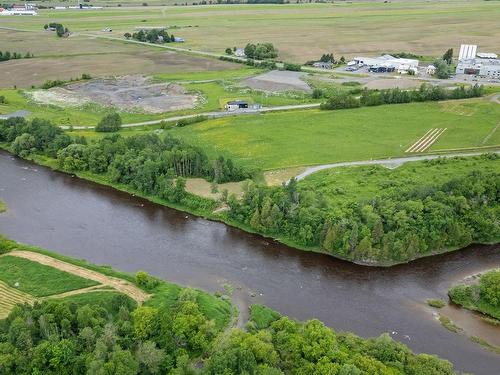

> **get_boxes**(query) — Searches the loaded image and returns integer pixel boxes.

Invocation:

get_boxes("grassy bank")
[0,200,6,213]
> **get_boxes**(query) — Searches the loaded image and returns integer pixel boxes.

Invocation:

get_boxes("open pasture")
[1,1,499,62]
[168,99,500,170]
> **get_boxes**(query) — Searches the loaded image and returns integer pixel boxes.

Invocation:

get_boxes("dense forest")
[0,236,458,375]
[0,117,498,264]
[227,162,499,263]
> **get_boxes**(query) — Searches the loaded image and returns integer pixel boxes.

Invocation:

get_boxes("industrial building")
[456,44,500,78]
[348,54,419,73]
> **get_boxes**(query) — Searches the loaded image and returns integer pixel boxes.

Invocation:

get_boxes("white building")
[349,54,419,70]
[425,65,436,75]
[456,44,500,78]
[0,7,37,15]
[225,100,248,111]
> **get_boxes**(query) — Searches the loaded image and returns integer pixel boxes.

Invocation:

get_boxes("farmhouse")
[456,44,500,78]
[225,100,248,111]
[349,54,419,72]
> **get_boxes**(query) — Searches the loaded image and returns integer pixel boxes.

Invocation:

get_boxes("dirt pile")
[31,75,198,113]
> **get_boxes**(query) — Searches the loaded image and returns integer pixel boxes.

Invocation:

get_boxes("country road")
[294,150,500,180]
[60,103,321,129]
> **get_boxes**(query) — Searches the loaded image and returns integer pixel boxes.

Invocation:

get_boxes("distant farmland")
[1,1,499,62]
[168,99,500,170]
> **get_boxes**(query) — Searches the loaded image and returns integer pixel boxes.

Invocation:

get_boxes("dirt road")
[294,150,500,180]
[60,103,321,130]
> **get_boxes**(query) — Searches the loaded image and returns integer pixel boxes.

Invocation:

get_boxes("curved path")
[294,150,500,180]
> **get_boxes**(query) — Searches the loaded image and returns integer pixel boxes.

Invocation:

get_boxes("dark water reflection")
[0,151,499,374]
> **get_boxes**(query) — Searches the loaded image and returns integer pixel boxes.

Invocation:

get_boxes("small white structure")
[313,61,333,69]
[425,65,436,75]
[173,37,185,43]
[234,48,246,58]
[225,100,248,111]
[476,52,498,59]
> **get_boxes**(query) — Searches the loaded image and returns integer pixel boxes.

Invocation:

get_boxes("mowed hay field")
[1,1,499,62]
[0,280,34,319]
[168,99,500,170]
[0,30,237,88]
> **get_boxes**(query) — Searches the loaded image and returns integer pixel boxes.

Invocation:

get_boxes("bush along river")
[0,150,499,375]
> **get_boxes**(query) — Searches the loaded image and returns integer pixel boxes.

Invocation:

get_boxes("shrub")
[135,271,160,291]
[283,62,301,71]
[427,299,446,308]
[176,115,208,127]
[95,113,122,132]
[320,93,360,110]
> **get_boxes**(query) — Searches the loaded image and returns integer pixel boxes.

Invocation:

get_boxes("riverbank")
[1,151,499,374]
[0,234,461,374]
[1,146,498,268]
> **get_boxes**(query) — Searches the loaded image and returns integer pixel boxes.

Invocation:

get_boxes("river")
[0,150,499,374]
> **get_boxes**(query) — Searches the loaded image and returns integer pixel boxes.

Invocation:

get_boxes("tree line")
[44,23,69,38]
[321,83,484,110]
[0,117,252,209]
[125,29,176,44]
[0,51,34,62]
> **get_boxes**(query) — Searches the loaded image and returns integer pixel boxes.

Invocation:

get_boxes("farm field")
[168,98,500,170]
[1,1,499,62]
[297,155,500,208]
[0,30,238,88]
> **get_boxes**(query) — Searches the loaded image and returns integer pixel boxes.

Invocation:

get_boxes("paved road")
[60,103,321,129]
[294,150,500,180]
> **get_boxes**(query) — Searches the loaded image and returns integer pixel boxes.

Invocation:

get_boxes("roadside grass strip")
[0,280,34,319]
[406,128,447,153]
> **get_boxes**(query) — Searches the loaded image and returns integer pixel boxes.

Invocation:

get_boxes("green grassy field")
[0,200,6,213]
[0,255,99,297]
[298,155,500,208]
[1,1,498,62]
[168,99,500,170]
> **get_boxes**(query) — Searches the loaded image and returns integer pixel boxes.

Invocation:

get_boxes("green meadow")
[168,99,500,170]
[298,155,500,208]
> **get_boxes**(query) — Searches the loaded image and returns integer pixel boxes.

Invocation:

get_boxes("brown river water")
[0,151,499,374]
